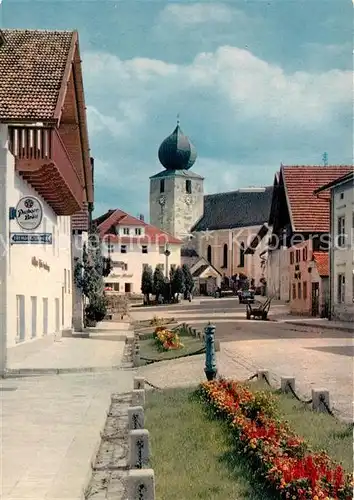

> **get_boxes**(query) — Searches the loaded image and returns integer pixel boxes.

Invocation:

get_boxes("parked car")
[239,290,255,304]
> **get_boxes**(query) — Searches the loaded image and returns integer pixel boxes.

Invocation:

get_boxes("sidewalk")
[1,321,135,499]
[270,314,354,333]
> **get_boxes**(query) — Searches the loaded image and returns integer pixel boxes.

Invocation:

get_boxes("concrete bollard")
[129,429,150,468]
[312,389,330,413]
[281,377,296,394]
[134,377,145,390]
[128,469,155,500]
[132,389,145,406]
[128,406,145,430]
[257,370,270,383]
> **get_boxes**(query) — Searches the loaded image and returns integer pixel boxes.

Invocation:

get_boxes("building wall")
[2,128,72,348]
[331,181,354,321]
[267,248,290,301]
[150,172,204,240]
[0,125,8,374]
[195,225,268,287]
[103,242,181,295]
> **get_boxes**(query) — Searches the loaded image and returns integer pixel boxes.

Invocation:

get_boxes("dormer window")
[123,227,130,235]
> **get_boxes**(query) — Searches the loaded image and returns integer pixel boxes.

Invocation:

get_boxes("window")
[16,295,25,341]
[135,228,142,235]
[142,245,148,254]
[125,283,132,293]
[160,179,165,193]
[120,245,127,253]
[303,282,308,300]
[292,283,296,299]
[337,274,345,303]
[297,282,302,299]
[340,192,344,199]
[295,249,301,263]
[31,296,37,338]
[207,245,212,263]
[290,251,294,265]
[43,298,48,335]
[186,179,192,194]
[123,227,130,235]
[302,246,308,261]
[239,242,245,267]
[108,244,114,252]
[337,216,346,247]
[222,243,228,268]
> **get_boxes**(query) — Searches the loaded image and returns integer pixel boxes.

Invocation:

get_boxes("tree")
[141,265,153,304]
[153,266,165,302]
[182,264,194,299]
[171,266,185,299]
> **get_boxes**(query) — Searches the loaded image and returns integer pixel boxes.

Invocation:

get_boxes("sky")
[2,1,352,220]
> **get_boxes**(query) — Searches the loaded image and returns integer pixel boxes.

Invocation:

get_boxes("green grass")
[248,381,353,472]
[145,388,269,500]
[138,336,204,365]
[145,384,353,500]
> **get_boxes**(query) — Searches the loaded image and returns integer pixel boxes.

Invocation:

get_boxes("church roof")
[192,187,273,232]
[158,124,197,171]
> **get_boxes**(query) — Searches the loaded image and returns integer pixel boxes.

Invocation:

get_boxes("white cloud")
[159,3,234,26]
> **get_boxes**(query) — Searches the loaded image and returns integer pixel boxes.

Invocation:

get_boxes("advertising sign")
[15,196,43,231]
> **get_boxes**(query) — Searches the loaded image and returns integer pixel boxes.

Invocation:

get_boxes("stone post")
[312,389,330,413]
[134,376,145,390]
[204,323,217,381]
[132,389,145,406]
[129,429,150,468]
[128,406,145,430]
[281,376,295,394]
[128,469,155,499]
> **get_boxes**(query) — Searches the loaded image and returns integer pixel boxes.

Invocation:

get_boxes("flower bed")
[153,325,184,351]
[199,379,353,499]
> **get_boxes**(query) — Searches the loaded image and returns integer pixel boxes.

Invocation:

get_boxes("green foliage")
[141,265,153,295]
[153,266,165,298]
[182,264,194,293]
[85,295,107,322]
[171,266,185,295]
[102,256,113,277]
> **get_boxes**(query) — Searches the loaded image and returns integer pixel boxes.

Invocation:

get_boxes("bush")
[85,296,107,323]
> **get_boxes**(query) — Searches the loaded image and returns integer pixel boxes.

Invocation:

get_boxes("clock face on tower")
[158,195,166,206]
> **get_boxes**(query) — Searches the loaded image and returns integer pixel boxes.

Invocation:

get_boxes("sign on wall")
[15,196,43,231]
[10,233,52,245]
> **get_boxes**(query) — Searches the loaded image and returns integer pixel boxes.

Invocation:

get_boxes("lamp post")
[204,322,217,381]
[164,244,171,279]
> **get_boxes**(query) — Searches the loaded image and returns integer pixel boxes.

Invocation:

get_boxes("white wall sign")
[15,196,43,230]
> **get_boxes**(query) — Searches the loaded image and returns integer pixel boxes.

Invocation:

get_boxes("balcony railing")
[8,126,83,215]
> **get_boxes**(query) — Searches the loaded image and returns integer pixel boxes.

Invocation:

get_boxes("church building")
[149,122,273,295]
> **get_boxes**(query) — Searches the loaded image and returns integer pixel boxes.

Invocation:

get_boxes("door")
[43,298,48,335]
[200,283,207,295]
[55,298,60,333]
[311,282,320,317]
[16,295,25,341]
[31,296,37,338]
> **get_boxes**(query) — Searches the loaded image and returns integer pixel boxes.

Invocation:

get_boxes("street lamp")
[164,244,171,279]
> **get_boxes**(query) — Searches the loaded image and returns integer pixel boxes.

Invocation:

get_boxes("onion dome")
[158,123,197,170]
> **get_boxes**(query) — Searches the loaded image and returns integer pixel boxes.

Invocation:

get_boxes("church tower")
[149,122,204,241]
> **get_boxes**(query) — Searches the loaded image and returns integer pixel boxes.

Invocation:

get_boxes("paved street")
[132,298,354,422]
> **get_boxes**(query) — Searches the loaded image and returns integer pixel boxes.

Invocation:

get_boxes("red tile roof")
[0,29,75,121]
[313,252,329,277]
[282,166,353,232]
[94,209,182,245]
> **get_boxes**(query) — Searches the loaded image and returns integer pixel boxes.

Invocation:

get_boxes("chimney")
[139,214,144,221]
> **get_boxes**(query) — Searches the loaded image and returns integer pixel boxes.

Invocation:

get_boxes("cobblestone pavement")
[132,302,353,423]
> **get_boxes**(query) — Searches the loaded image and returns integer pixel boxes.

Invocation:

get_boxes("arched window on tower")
[239,242,245,268]
[222,243,228,268]
[207,245,212,264]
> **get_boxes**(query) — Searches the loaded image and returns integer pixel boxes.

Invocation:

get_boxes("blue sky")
[2,1,352,219]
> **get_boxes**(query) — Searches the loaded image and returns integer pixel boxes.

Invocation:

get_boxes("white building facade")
[0,125,72,356]
[324,173,354,321]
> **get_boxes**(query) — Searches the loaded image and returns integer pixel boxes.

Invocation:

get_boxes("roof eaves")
[314,170,354,195]
[54,31,77,123]
[281,166,296,232]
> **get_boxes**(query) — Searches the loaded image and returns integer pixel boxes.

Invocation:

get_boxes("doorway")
[311,282,320,317]
[200,283,207,295]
